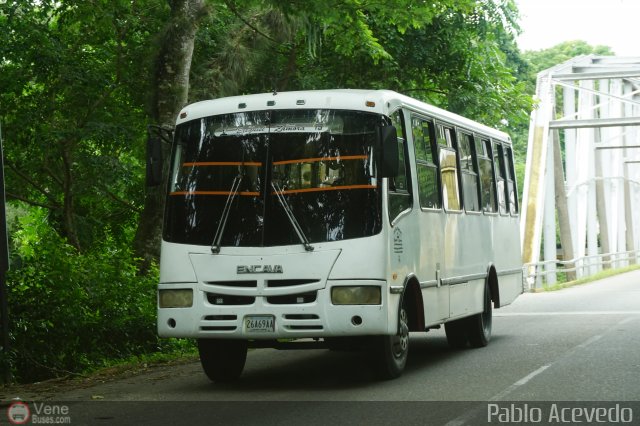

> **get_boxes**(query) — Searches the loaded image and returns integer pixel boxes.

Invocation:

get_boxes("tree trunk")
[61,144,82,251]
[133,0,208,272]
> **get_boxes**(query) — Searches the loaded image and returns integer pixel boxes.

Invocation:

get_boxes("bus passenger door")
[388,110,415,299]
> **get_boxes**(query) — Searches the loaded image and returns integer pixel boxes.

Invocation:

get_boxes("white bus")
[155,89,523,381]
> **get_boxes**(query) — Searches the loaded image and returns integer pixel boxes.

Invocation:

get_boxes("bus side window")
[412,116,441,209]
[493,141,507,215]
[388,110,412,221]
[478,139,497,213]
[458,132,480,212]
[437,124,461,211]
[505,147,518,214]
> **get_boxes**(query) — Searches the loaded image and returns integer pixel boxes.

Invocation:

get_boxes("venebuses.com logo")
[7,401,30,425]
[6,401,72,424]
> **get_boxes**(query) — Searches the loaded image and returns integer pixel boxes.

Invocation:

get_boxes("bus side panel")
[493,215,523,307]
[498,271,523,307]
[446,212,494,318]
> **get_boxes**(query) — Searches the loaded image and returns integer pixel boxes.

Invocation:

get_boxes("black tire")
[371,304,410,380]
[444,318,468,349]
[467,282,492,348]
[197,339,248,383]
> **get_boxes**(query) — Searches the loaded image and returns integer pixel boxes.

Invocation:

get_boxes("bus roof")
[177,89,511,143]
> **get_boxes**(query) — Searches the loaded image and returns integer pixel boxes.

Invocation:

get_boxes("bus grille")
[267,279,319,287]
[206,293,255,305]
[205,280,257,288]
[203,278,322,306]
[266,291,317,304]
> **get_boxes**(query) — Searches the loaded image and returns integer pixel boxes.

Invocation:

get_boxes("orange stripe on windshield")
[272,184,377,195]
[182,161,262,167]
[171,184,376,197]
[170,191,260,196]
[273,155,368,166]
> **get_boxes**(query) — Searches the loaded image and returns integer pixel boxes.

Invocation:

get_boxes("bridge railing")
[522,250,640,291]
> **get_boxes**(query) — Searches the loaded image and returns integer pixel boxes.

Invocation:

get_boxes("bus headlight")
[331,286,381,305]
[159,289,193,308]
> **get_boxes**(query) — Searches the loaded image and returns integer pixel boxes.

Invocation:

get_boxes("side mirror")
[146,135,163,187]
[379,125,399,178]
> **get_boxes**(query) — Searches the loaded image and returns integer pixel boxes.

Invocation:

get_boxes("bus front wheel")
[371,304,409,380]
[197,338,248,383]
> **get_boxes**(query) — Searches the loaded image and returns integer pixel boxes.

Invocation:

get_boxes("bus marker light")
[365,101,375,107]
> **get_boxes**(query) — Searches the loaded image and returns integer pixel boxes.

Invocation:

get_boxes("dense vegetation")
[0,0,613,383]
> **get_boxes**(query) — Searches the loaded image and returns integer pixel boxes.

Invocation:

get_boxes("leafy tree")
[133,0,207,270]
[522,40,614,77]
[0,0,164,250]
[0,0,168,382]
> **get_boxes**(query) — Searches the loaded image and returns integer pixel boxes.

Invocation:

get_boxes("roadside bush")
[1,208,185,383]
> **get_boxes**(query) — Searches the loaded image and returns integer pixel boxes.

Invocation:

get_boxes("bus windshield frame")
[163,109,385,248]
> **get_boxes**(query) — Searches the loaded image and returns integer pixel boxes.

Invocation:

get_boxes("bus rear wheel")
[371,304,409,380]
[444,318,469,349]
[467,282,492,348]
[445,282,493,349]
[197,338,248,383]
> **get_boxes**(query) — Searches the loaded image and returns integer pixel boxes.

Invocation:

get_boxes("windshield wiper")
[211,173,243,254]
[271,181,314,252]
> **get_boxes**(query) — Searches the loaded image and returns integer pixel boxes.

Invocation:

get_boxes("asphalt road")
[5,269,640,425]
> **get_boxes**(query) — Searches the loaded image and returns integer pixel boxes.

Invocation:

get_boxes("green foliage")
[522,40,615,75]
[539,265,640,292]
[188,0,533,134]
[0,0,163,249]
[269,0,478,62]
[1,207,180,383]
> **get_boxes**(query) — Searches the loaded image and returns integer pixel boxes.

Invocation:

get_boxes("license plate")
[243,315,275,333]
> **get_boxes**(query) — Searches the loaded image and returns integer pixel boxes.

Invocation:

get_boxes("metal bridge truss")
[521,55,640,288]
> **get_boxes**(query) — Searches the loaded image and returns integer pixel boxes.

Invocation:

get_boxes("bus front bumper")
[157,281,396,339]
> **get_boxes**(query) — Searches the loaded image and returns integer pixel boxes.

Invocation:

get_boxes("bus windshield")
[163,109,383,247]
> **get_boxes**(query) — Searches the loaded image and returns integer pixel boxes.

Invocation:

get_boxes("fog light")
[331,286,381,305]
[159,289,193,308]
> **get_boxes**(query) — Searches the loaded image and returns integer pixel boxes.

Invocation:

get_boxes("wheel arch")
[399,274,425,332]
